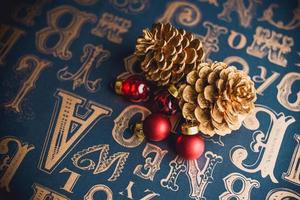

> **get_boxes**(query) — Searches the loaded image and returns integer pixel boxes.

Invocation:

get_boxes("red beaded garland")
[176,134,205,160]
[143,113,171,141]
[115,75,150,102]
[153,90,178,115]
[114,76,205,160]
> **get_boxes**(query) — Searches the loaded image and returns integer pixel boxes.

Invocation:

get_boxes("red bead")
[153,90,178,115]
[115,75,150,102]
[143,113,171,141]
[176,134,205,160]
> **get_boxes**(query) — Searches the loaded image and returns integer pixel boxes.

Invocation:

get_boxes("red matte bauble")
[176,134,205,160]
[143,113,171,141]
[153,90,178,115]
[115,75,150,102]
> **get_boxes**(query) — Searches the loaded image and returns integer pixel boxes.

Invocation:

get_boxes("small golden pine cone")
[178,62,256,136]
[134,23,205,86]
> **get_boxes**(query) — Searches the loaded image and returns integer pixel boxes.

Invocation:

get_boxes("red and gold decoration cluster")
[114,23,256,160]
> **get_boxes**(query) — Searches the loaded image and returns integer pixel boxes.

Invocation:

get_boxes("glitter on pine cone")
[134,23,205,86]
[178,62,257,136]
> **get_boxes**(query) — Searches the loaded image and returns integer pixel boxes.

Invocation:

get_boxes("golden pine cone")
[178,62,256,136]
[135,23,205,86]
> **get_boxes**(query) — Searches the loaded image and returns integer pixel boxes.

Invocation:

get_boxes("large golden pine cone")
[134,23,205,86]
[178,62,256,136]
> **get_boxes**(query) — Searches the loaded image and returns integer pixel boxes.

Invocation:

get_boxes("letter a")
[39,89,111,173]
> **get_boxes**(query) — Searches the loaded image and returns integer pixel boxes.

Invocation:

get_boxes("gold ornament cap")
[181,123,199,135]
[115,80,123,95]
[168,84,179,98]
[134,122,145,141]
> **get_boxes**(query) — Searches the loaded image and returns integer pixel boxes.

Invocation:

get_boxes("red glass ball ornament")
[176,134,205,160]
[115,75,150,102]
[153,90,178,115]
[143,113,171,141]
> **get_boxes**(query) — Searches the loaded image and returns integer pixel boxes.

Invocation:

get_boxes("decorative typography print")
[219,173,260,200]
[57,44,110,93]
[186,152,222,200]
[282,134,300,186]
[72,144,129,181]
[161,152,222,200]
[133,143,168,181]
[84,184,113,200]
[36,5,96,60]
[252,66,280,96]
[112,105,151,148]
[218,0,262,28]
[109,0,148,14]
[31,183,69,200]
[13,0,51,26]
[227,30,247,50]
[230,105,295,183]
[246,26,294,67]
[39,89,112,173]
[259,1,300,30]
[5,55,52,113]
[157,1,201,27]
[0,1,299,199]
[119,181,160,200]
[160,156,186,191]
[123,55,140,74]
[0,136,34,192]
[91,12,132,44]
[266,188,300,200]
[196,21,228,61]
[223,56,249,74]
[0,24,25,65]
[277,72,300,112]
[59,168,81,193]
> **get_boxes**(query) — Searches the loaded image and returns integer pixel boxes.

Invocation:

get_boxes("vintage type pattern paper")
[0,0,299,199]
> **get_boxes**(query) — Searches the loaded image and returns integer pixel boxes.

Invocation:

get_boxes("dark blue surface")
[0,0,299,199]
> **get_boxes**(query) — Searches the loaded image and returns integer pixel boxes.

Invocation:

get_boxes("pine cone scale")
[179,62,256,136]
[134,22,205,86]
[185,48,197,64]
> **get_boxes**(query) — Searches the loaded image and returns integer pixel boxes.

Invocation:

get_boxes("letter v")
[39,89,111,173]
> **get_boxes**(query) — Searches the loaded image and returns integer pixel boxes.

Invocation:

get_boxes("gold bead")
[134,122,144,141]
[114,80,123,95]
[168,84,179,98]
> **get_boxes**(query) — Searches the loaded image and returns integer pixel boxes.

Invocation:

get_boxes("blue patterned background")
[0,0,299,199]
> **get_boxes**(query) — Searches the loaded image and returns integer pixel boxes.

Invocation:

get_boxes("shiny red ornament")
[115,75,150,102]
[153,90,178,115]
[176,134,205,160]
[143,113,171,141]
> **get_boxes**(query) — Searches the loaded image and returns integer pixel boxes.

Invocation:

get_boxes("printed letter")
[0,136,34,191]
[36,5,96,60]
[39,89,111,173]
[134,143,167,181]
[5,55,51,113]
